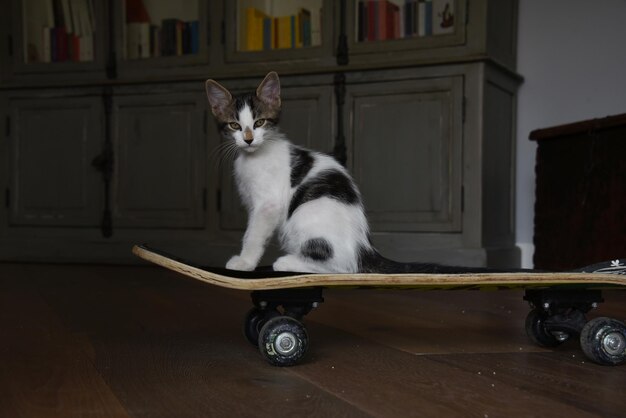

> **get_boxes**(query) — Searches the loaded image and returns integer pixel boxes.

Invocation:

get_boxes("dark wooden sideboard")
[530,113,626,270]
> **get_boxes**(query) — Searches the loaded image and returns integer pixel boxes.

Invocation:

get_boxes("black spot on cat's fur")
[302,238,334,261]
[234,94,255,115]
[288,169,359,218]
[290,147,314,187]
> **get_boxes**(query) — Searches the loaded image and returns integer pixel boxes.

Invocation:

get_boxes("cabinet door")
[346,76,463,232]
[112,93,206,228]
[8,96,103,226]
[219,85,334,231]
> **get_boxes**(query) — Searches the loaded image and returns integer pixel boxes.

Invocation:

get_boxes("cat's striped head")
[205,72,281,153]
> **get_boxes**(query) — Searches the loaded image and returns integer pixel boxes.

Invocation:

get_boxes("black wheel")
[242,308,279,346]
[258,316,308,367]
[525,309,567,348]
[580,317,626,366]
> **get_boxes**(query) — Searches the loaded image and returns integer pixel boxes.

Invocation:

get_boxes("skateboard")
[132,244,626,367]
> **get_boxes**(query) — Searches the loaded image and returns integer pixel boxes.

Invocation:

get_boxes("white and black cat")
[205,72,482,274]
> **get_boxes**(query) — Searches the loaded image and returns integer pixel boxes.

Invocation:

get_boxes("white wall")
[515,0,626,267]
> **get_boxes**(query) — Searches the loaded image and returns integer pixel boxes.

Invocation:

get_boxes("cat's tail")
[358,248,528,274]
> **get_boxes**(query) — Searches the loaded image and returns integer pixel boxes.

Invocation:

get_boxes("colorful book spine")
[300,9,312,47]
[189,21,199,54]
[424,0,433,36]
[245,8,266,51]
[275,15,292,49]
[237,7,315,51]
[262,17,274,50]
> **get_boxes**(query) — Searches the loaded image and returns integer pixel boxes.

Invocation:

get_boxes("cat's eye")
[228,122,241,130]
[253,119,266,129]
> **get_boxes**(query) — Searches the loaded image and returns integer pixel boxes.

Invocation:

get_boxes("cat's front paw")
[226,255,256,271]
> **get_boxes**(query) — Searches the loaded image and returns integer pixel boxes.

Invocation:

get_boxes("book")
[290,15,296,48]
[176,20,184,55]
[262,17,274,50]
[79,33,93,61]
[275,15,292,49]
[300,9,312,47]
[378,1,385,41]
[150,25,161,57]
[367,0,377,41]
[161,19,179,56]
[244,8,266,51]
[69,33,80,61]
[310,8,322,46]
[42,27,52,62]
[418,0,430,37]
[189,21,199,54]
[424,0,433,36]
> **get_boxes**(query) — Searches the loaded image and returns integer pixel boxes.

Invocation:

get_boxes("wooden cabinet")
[0,0,521,267]
[7,94,103,227]
[531,114,626,271]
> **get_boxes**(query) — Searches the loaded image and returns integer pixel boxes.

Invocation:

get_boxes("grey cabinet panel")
[9,96,102,226]
[219,85,334,231]
[347,77,463,233]
[112,93,206,228]
[483,80,515,244]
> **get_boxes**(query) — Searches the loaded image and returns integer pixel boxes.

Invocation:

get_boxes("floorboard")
[1,263,625,417]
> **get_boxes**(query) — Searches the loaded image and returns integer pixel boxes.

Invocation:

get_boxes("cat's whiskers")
[209,140,240,172]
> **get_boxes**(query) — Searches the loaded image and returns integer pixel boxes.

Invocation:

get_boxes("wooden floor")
[1,263,625,418]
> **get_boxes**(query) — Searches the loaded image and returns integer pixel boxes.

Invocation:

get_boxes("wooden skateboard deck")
[132,244,626,367]
[132,244,626,291]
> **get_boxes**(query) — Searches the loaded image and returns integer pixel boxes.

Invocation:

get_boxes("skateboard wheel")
[258,316,308,367]
[525,309,565,348]
[243,308,279,346]
[580,317,626,366]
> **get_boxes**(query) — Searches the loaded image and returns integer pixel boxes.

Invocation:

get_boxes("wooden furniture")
[530,113,626,270]
[0,0,521,267]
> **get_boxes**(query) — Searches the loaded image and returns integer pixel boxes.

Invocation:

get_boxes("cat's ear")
[256,71,281,109]
[205,79,232,117]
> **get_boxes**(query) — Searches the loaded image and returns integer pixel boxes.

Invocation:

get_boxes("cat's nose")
[243,128,254,145]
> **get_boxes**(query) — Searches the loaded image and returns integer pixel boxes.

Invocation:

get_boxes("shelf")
[236,0,323,52]
[347,0,466,58]
[21,0,96,64]
[355,0,456,43]
[122,0,200,61]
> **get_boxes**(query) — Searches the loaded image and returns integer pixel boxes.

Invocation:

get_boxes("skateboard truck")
[245,288,324,366]
[524,289,626,365]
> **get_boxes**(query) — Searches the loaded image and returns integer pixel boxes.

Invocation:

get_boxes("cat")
[205,71,484,274]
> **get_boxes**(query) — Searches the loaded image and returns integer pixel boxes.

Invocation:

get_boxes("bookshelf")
[0,0,522,268]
